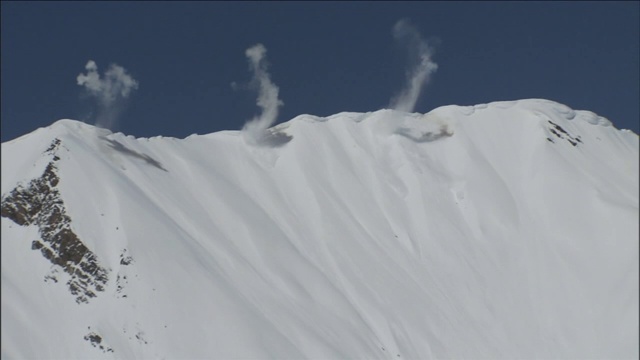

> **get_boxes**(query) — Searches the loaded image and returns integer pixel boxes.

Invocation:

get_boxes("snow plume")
[389,19,438,113]
[77,60,139,130]
[240,44,284,145]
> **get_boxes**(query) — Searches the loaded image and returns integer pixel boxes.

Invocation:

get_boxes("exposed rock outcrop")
[1,139,108,304]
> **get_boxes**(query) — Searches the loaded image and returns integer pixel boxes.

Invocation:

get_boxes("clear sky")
[2,1,639,142]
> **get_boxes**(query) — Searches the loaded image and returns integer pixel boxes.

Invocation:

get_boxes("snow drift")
[1,99,638,359]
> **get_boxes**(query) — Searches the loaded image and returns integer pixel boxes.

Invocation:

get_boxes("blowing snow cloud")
[240,44,284,144]
[389,19,438,113]
[77,60,139,130]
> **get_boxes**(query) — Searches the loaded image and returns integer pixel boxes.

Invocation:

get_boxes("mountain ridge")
[2,98,638,359]
[4,98,633,144]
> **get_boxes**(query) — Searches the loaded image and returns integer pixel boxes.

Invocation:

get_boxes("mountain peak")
[48,119,113,136]
[427,98,614,127]
[2,99,638,359]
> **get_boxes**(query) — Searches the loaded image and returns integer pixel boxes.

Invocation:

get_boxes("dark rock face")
[547,120,582,147]
[84,331,113,353]
[1,139,108,304]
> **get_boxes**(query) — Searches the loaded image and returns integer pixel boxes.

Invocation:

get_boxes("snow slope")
[2,99,638,359]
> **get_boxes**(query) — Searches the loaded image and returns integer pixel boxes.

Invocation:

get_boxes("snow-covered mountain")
[2,99,638,359]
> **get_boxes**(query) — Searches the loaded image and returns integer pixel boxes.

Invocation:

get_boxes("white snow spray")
[389,19,438,113]
[77,60,139,130]
[240,44,284,145]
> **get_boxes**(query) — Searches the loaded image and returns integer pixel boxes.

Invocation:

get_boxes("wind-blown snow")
[1,99,638,359]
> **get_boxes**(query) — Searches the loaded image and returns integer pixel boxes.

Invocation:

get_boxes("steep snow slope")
[2,99,638,359]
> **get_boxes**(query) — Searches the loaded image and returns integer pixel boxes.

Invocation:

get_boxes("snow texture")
[1,99,638,359]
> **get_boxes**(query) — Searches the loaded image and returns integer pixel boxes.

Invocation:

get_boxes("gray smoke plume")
[77,60,139,130]
[240,44,284,145]
[389,19,438,113]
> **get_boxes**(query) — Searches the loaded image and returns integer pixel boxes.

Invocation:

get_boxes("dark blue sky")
[2,2,639,142]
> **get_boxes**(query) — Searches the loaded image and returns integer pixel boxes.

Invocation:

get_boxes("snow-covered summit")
[2,99,638,359]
